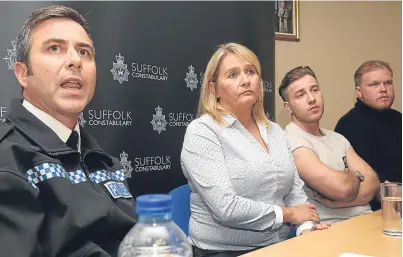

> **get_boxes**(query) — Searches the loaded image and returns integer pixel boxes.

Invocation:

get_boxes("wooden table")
[241,211,401,257]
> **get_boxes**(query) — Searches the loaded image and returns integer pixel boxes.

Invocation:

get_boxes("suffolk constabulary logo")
[151,106,167,134]
[78,112,87,127]
[0,106,6,123]
[3,40,17,70]
[185,65,204,91]
[120,151,134,178]
[185,65,199,91]
[110,53,130,84]
[263,81,273,93]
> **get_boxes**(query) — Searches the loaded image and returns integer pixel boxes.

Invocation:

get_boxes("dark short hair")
[354,60,393,87]
[16,5,91,66]
[278,66,317,101]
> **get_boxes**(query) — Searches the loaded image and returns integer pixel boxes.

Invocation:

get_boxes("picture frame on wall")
[275,0,300,42]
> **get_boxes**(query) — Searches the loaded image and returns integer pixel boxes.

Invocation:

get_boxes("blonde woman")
[180,43,329,257]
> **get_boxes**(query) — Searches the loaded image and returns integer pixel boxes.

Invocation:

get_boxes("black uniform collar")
[6,98,108,158]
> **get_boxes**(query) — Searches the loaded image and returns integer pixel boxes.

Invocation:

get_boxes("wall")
[275,1,402,129]
[0,1,276,196]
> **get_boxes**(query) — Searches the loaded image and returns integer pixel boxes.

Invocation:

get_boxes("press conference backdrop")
[0,1,275,197]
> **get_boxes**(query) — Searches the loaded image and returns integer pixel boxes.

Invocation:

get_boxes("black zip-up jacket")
[0,99,137,257]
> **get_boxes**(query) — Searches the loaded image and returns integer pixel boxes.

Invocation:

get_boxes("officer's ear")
[14,62,29,89]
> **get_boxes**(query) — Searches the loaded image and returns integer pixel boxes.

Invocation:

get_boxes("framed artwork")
[275,0,300,42]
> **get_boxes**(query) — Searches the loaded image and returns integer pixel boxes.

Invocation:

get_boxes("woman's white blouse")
[180,114,313,251]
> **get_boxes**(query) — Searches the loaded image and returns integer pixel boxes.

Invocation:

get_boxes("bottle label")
[104,181,132,199]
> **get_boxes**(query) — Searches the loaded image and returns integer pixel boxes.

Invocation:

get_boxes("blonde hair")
[197,42,270,126]
[354,60,393,87]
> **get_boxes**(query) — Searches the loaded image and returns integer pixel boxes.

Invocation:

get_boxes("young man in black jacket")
[335,60,402,211]
[0,5,137,256]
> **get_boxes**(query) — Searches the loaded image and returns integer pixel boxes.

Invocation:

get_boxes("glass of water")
[381,182,402,236]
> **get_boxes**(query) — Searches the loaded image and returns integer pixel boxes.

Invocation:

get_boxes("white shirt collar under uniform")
[22,99,81,151]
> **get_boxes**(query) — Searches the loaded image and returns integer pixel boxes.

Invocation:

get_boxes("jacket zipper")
[79,155,90,178]
[48,150,119,212]
[80,152,118,213]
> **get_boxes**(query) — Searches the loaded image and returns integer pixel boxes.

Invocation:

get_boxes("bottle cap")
[136,194,173,215]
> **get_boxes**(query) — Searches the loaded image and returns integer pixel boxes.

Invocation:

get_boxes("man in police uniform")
[0,5,136,256]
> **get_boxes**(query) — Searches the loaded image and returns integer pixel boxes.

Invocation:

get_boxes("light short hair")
[354,60,393,87]
[197,42,270,126]
[278,66,317,102]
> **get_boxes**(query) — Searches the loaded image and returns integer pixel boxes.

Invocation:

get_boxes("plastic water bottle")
[118,194,193,257]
